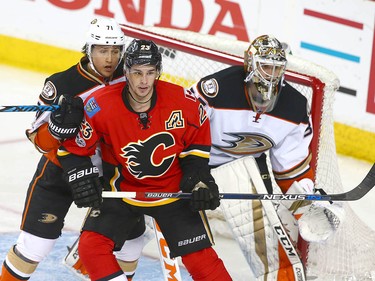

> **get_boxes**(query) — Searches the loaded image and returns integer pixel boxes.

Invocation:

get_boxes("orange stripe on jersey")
[33,123,61,152]
[277,168,314,193]
[20,159,50,229]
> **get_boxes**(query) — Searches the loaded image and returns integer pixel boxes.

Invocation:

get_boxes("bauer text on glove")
[64,164,103,208]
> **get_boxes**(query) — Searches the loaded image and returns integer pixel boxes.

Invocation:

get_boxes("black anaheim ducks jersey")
[190,65,313,182]
[28,57,125,134]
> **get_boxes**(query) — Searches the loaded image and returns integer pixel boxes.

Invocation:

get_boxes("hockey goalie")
[189,35,345,280]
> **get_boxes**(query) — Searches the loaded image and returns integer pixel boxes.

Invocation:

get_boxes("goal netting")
[120,23,375,280]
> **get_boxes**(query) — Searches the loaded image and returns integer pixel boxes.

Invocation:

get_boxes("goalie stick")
[246,157,306,281]
[102,163,375,201]
[0,105,59,112]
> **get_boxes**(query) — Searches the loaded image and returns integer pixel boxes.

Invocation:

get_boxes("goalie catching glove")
[281,179,345,242]
[48,94,84,140]
[180,168,220,212]
[64,163,103,208]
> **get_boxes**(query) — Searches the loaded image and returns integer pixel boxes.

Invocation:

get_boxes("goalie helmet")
[244,35,287,114]
[85,18,126,76]
[124,39,162,73]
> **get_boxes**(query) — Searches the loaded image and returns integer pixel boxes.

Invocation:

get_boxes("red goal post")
[119,23,375,280]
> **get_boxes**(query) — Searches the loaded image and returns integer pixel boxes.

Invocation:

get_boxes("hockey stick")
[102,163,375,201]
[151,219,182,281]
[245,157,306,281]
[0,105,59,112]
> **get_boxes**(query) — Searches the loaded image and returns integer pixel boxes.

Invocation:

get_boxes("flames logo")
[121,132,176,179]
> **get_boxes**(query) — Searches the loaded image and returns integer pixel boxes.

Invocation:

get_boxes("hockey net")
[120,24,375,280]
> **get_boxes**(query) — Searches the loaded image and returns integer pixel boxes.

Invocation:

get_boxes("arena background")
[1,0,374,163]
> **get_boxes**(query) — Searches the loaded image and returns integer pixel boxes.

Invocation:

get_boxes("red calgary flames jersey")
[62,81,211,200]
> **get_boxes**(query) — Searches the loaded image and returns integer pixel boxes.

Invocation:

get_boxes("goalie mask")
[244,35,287,114]
[124,39,162,74]
[84,18,126,76]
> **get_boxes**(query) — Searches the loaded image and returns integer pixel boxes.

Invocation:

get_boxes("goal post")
[119,23,375,280]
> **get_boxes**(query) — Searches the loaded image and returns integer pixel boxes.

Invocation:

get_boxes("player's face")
[91,45,122,78]
[126,65,158,100]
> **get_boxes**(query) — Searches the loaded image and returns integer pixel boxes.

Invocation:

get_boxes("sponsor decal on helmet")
[41,81,57,102]
[200,78,219,98]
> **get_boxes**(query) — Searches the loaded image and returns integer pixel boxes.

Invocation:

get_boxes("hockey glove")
[64,164,103,208]
[281,180,345,242]
[180,169,220,212]
[48,95,84,140]
[298,198,345,242]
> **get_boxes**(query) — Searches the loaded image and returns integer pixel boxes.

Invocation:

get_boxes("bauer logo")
[177,234,207,247]
[85,97,100,118]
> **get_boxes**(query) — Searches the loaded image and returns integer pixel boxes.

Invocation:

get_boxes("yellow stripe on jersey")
[56,148,71,157]
[122,198,179,207]
[179,149,210,159]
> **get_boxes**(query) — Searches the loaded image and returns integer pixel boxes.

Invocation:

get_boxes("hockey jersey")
[61,80,211,205]
[190,65,314,191]
[26,57,125,165]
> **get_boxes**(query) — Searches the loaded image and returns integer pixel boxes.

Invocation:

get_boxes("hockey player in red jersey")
[0,18,145,281]
[189,35,344,280]
[57,39,232,281]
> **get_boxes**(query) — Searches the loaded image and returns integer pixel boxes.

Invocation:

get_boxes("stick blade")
[342,163,375,200]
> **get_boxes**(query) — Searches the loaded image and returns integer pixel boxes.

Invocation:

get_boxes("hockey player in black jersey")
[0,18,145,281]
[189,35,344,280]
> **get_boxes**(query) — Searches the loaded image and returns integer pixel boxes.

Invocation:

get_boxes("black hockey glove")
[64,164,103,208]
[180,169,220,212]
[48,95,84,140]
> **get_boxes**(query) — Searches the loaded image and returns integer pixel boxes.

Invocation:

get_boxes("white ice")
[0,64,373,280]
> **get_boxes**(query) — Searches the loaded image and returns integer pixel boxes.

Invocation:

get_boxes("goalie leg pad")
[211,156,304,280]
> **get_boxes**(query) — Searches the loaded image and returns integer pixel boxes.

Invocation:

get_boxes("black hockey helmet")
[124,39,162,72]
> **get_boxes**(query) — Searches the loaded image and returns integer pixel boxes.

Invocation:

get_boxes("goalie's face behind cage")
[124,39,163,104]
[83,18,126,78]
[244,35,287,114]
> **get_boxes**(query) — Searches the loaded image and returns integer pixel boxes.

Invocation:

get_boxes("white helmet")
[244,35,287,114]
[85,18,126,76]
[86,18,125,46]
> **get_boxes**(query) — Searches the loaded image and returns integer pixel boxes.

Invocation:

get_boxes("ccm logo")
[68,167,98,182]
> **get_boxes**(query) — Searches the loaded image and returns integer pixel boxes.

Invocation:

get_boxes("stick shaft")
[0,105,59,112]
[102,163,375,201]
[102,191,334,200]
